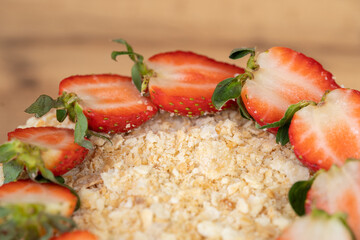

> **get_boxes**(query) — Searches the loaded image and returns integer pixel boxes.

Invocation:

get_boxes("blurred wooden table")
[1,0,359,142]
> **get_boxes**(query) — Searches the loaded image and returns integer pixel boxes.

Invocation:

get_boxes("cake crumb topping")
[21,110,310,240]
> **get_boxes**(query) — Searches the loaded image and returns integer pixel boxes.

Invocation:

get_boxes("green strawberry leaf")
[288,176,316,216]
[212,77,242,109]
[229,48,256,60]
[0,142,17,163]
[237,97,253,121]
[112,39,136,61]
[112,39,144,62]
[25,95,58,118]
[111,51,144,63]
[74,103,93,150]
[258,100,314,145]
[47,214,76,233]
[3,161,24,184]
[39,166,81,211]
[276,122,291,145]
[131,62,143,92]
[56,109,68,122]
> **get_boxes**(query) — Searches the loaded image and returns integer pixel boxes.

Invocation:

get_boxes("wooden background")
[0,0,359,142]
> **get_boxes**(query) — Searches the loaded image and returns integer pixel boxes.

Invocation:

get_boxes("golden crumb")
[19,110,310,240]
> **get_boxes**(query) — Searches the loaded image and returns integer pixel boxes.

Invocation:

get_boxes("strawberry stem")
[111,39,153,94]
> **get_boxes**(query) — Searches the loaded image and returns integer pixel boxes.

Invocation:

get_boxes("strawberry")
[26,74,158,149]
[289,160,360,240]
[0,180,77,240]
[288,88,360,170]
[1,127,88,184]
[51,231,98,240]
[277,209,354,240]
[212,47,340,133]
[111,39,244,117]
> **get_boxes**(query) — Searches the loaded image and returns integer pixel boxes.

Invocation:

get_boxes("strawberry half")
[288,160,360,239]
[26,74,158,149]
[59,74,158,132]
[1,127,88,184]
[277,210,354,240]
[111,39,244,117]
[51,231,98,240]
[212,47,340,133]
[0,180,77,240]
[289,88,360,170]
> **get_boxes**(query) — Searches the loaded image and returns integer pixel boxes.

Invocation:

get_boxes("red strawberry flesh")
[0,180,77,217]
[289,88,360,171]
[51,230,98,240]
[147,51,244,116]
[8,127,88,176]
[59,74,158,133]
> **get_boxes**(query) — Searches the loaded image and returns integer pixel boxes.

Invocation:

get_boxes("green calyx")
[0,203,76,240]
[111,39,154,95]
[0,140,44,184]
[25,92,93,150]
[212,47,259,120]
[288,173,319,216]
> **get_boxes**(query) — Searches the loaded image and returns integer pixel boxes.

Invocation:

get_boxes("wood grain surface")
[1,0,359,142]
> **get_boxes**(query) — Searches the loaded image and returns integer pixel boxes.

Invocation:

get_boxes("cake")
[17,109,310,239]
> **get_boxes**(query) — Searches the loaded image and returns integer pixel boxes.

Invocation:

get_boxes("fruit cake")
[19,109,310,239]
[1,41,359,239]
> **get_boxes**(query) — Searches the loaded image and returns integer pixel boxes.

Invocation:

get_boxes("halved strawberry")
[59,74,158,132]
[51,231,98,240]
[0,180,77,239]
[308,161,360,239]
[277,210,354,240]
[289,160,360,239]
[111,39,244,117]
[288,88,360,170]
[26,74,158,149]
[1,127,88,184]
[212,47,340,133]
[147,51,243,116]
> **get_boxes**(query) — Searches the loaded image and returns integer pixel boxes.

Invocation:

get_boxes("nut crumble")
[16,110,310,240]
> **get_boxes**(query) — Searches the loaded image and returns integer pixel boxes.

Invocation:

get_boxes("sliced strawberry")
[59,74,158,133]
[6,127,88,177]
[304,160,360,239]
[51,231,98,240]
[241,47,340,133]
[111,40,244,117]
[147,51,244,116]
[212,47,340,133]
[289,88,360,170]
[0,180,77,239]
[277,210,353,240]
